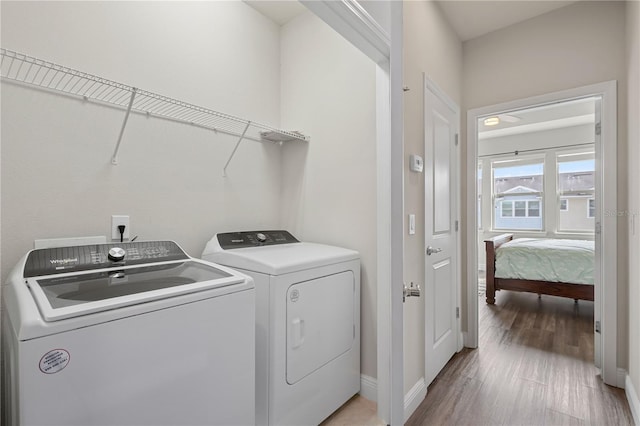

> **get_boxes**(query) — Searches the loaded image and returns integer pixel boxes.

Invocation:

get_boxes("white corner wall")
[403,1,462,396]
[626,0,640,416]
[462,0,628,370]
[279,11,378,379]
[0,1,284,280]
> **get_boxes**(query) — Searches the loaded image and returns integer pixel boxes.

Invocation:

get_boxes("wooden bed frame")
[484,233,594,305]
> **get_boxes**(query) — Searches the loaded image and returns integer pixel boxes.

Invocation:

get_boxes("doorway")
[466,81,619,386]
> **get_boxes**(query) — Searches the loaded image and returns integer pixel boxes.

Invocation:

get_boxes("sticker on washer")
[290,289,299,302]
[39,349,70,374]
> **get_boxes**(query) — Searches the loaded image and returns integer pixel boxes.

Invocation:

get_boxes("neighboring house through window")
[557,152,595,232]
[481,149,595,234]
[560,198,568,211]
[492,158,544,231]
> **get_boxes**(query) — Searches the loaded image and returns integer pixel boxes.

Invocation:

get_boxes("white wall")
[1,0,378,387]
[462,0,628,369]
[403,1,462,395]
[279,10,378,379]
[626,0,640,405]
[2,0,380,378]
[1,1,287,283]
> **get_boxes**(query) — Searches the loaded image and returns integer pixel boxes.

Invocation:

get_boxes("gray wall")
[462,0,628,369]
[403,0,463,395]
[625,0,640,406]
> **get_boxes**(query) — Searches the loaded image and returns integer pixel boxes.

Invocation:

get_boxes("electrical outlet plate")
[111,215,130,241]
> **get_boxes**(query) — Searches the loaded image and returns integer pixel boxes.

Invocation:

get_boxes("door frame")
[423,75,463,385]
[301,1,405,423]
[465,81,619,386]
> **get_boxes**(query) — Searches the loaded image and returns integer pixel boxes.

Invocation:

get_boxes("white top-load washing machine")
[2,240,255,426]
[202,230,360,426]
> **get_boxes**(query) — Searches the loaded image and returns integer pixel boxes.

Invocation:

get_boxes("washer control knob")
[256,233,267,243]
[108,247,126,262]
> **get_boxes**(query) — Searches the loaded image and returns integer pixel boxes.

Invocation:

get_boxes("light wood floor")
[406,291,634,425]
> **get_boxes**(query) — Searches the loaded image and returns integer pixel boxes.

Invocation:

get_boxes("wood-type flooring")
[406,291,634,425]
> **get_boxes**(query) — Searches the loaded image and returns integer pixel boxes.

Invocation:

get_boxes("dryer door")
[286,271,355,384]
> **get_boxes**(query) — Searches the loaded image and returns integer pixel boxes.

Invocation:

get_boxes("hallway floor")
[321,291,633,425]
[406,291,633,425]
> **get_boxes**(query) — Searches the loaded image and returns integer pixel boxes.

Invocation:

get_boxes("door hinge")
[456,307,460,319]
[455,220,459,232]
[595,122,601,136]
[595,320,601,333]
[455,133,459,146]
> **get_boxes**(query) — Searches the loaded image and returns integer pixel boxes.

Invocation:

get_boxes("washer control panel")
[24,241,189,277]
[217,230,299,249]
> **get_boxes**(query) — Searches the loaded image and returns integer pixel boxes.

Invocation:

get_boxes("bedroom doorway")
[466,81,619,386]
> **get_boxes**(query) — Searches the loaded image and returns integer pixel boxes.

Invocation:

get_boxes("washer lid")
[28,259,244,321]
[204,242,359,275]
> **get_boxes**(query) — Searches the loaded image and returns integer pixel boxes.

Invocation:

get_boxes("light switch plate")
[409,214,416,235]
[410,154,424,173]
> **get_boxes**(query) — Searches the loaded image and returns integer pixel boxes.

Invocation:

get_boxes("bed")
[484,233,594,304]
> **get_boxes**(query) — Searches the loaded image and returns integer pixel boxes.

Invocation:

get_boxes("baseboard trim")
[626,374,640,426]
[404,377,427,422]
[360,374,377,402]
[463,331,472,348]
[619,368,628,389]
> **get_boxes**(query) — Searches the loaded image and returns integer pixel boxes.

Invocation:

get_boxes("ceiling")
[244,1,581,40]
[478,97,597,140]
[436,0,579,41]
[243,1,306,26]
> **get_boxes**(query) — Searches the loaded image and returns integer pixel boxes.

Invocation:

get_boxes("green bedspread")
[495,238,594,285]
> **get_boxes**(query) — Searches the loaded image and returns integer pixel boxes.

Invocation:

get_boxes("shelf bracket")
[111,87,138,165]
[223,121,251,177]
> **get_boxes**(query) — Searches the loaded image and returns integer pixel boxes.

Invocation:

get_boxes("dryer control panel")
[24,241,189,277]
[217,230,299,249]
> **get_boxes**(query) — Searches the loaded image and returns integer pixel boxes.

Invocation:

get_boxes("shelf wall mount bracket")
[223,121,251,177]
[111,87,138,165]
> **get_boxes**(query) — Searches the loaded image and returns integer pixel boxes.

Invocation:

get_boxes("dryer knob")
[108,247,126,262]
[256,233,267,243]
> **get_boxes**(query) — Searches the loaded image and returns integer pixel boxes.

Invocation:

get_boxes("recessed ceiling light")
[484,116,500,126]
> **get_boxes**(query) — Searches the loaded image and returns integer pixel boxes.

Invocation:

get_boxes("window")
[500,200,540,218]
[492,157,544,231]
[560,198,568,211]
[557,151,595,232]
[588,199,595,218]
[501,201,513,217]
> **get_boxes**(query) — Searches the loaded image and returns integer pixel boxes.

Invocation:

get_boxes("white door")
[424,78,460,386]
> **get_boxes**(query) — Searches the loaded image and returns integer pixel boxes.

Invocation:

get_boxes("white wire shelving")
[0,48,309,174]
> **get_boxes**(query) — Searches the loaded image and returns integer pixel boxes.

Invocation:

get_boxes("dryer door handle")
[291,317,305,349]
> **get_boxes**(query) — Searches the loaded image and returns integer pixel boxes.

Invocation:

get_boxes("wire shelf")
[0,48,309,170]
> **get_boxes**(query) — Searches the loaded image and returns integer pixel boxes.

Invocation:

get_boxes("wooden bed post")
[485,238,496,305]
[484,234,514,305]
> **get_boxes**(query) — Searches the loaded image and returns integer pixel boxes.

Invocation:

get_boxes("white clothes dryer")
[202,230,360,426]
[2,240,255,426]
